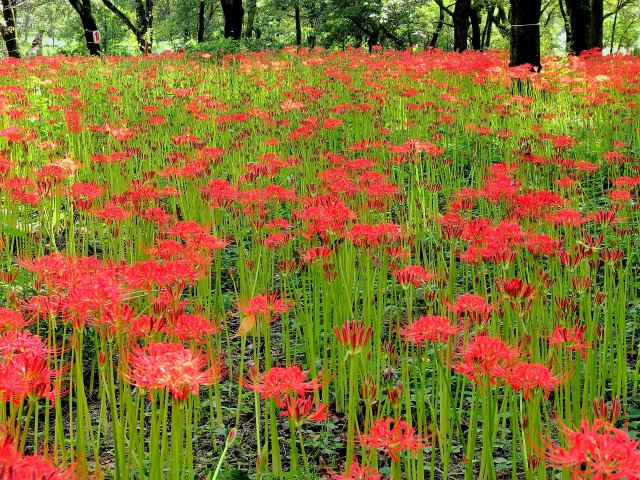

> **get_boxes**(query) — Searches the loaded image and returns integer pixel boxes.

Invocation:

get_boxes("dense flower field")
[0,48,638,479]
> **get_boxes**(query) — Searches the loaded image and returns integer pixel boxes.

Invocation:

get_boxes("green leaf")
[0,222,27,238]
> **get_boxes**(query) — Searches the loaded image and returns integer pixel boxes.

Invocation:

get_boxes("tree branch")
[101,0,139,36]
[432,0,454,17]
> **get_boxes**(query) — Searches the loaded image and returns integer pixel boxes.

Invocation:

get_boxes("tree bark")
[453,0,471,52]
[590,0,603,48]
[197,0,206,42]
[221,0,244,40]
[481,6,494,49]
[294,3,301,46]
[565,0,601,54]
[69,0,102,55]
[509,0,541,70]
[245,0,256,38]
[1,0,20,58]
[429,4,445,48]
[470,5,481,50]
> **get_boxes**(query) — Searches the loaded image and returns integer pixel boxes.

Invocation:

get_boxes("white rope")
[509,23,541,28]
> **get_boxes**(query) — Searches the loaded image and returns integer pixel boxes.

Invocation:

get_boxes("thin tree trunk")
[609,0,620,52]
[481,6,494,49]
[1,0,20,58]
[294,2,301,46]
[453,0,471,52]
[509,0,542,70]
[245,0,256,38]
[198,0,206,42]
[221,0,244,40]
[429,5,445,48]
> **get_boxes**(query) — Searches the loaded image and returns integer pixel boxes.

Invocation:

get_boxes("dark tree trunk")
[453,0,471,52]
[482,6,494,49]
[368,27,380,52]
[429,5,445,48]
[565,0,601,54]
[590,0,603,48]
[1,0,20,58]
[69,0,101,55]
[197,0,206,42]
[221,0,244,40]
[509,0,541,70]
[470,6,481,50]
[245,0,256,38]
[294,3,301,46]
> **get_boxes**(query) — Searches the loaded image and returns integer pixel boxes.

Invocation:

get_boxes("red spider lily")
[401,314,462,345]
[0,331,49,360]
[447,293,493,324]
[497,278,535,301]
[327,460,382,480]
[301,246,333,264]
[506,361,561,399]
[245,365,325,400]
[544,418,640,479]
[0,351,57,403]
[393,265,435,287]
[549,325,589,359]
[345,223,403,249]
[121,342,225,401]
[454,335,519,385]
[236,293,291,336]
[277,394,330,426]
[334,319,372,354]
[0,308,30,332]
[360,418,428,462]
[166,314,220,342]
[0,436,77,480]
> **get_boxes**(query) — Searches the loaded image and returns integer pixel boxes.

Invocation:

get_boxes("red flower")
[360,418,428,461]
[545,419,640,479]
[549,325,589,359]
[393,265,434,287]
[277,394,330,426]
[507,361,561,399]
[245,365,324,400]
[454,335,518,385]
[402,315,461,344]
[334,319,372,354]
[122,342,224,401]
[327,460,382,480]
[448,293,493,323]
[0,436,76,479]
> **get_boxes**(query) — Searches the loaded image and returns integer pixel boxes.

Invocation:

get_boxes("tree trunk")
[509,0,541,70]
[69,0,101,55]
[453,0,471,52]
[197,0,206,42]
[294,3,301,46]
[245,0,256,38]
[565,0,600,54]
[429,5,445,48]
[221,0,244,40]
[368,27,380,52]
[590,0,603,48]
[470,6,481,50]
[481,6,494,49]
[1,0,20,58]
